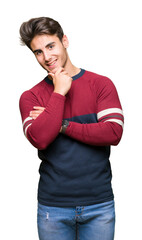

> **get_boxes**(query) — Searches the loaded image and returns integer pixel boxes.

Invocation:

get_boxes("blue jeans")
[37,200,115,240]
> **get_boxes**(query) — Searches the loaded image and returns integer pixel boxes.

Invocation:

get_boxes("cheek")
[36,56,43,64]
[59,50,68,62]
[55,46,67,58]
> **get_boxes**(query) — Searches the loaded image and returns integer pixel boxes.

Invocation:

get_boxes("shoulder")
[84,69,113,83]
[20,79,47,101]
[84,69,116,92]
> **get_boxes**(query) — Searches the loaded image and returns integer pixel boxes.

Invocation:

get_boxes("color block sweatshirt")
[19,69,124,207]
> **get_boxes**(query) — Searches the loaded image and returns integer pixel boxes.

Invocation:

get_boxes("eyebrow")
[33,42,55,54]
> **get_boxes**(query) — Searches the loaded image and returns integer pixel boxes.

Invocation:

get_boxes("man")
[19,17,124,240]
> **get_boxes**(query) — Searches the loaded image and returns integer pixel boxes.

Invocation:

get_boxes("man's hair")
[19,17,64,49]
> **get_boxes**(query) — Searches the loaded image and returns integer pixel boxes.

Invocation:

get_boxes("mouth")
[47,59,57,68]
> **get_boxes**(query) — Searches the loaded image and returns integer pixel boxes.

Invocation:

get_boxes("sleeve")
[19,90,66,150]
[64,77,124,146]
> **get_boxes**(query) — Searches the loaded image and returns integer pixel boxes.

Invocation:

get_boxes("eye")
[35,50,42,56]
[48,44,54,50]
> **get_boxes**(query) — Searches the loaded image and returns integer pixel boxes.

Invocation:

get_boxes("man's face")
[30,34,69,74]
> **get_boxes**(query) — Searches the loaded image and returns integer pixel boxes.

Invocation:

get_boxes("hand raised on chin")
[48,67,72,96]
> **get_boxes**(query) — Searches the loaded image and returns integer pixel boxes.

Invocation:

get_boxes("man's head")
[20,17,64,49]
[20,17,69,74]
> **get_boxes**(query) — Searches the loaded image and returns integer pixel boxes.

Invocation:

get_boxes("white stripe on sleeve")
[23,116,33,127]
[24,123,32,136]
[97,108,123,120]
[105,119,124,128]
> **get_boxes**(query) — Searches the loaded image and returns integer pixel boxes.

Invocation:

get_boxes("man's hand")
[48,67,72,96]
[30,106,45,120]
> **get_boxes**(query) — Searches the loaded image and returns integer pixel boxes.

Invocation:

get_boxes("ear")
[62,35,69,48]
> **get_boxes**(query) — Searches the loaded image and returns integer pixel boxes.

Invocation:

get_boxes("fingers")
[33,106,45,110]
[48,67,63,79]
[30,106,45,120]
[30,113,40,120]
[48,73,54,80]
[48,68,69,81]
[55,67,64,74]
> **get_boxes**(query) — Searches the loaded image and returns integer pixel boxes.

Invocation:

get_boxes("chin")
[49,68,58,74]
[51,69,57,74]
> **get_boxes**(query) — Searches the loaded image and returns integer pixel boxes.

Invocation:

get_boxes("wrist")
[53,89,66,96]
[61,120,70,134]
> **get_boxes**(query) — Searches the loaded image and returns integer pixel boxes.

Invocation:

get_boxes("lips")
[47,59,57,67]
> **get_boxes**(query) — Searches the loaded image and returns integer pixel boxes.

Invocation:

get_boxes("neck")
[64,54,80,77]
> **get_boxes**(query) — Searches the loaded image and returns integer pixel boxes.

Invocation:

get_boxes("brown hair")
[19,17,64,49]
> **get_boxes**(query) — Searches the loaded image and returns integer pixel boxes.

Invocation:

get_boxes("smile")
[47,59,57,66]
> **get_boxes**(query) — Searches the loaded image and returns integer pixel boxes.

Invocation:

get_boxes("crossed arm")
[20,68,72,149]
[30,106,63,132]
[29,106,123,147]
[20,68,124,150]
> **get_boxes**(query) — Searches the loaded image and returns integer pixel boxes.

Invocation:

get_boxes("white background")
[0,0,142,239]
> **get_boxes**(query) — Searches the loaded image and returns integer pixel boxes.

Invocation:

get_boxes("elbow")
[26,126,59,150]
[112,136,121,146]
[27,133,48,150]
[36,141,48,150]
[111,125,123,146]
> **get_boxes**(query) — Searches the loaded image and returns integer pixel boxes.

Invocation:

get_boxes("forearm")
[64,121,123,146]
[24,92,66,149]
[63,77,124,146]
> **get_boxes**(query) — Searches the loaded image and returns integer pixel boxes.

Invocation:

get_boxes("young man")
[19,17,124,240]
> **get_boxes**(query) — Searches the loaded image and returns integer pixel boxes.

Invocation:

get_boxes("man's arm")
[62,120,123,146]
[20,91,66,150]
[61,77,124,146]
[19,67,72,150]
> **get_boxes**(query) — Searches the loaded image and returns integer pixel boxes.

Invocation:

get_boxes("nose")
[43,50,51,62]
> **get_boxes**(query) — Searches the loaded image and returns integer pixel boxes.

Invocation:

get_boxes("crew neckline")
[44,68,85,85]
[72,68,85,80]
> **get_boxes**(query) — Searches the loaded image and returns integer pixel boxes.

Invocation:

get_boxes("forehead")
[30,34,60,50]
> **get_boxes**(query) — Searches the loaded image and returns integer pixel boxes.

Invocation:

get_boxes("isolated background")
[1,0,142,239]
